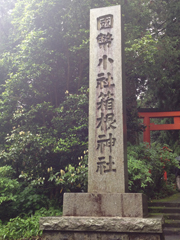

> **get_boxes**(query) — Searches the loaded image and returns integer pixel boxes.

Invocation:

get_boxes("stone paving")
[165,235,180,240]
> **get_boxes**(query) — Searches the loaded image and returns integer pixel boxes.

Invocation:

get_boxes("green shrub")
[10,185,50,217]
[47,143,179,200]
[0,207,62,240]
[0,181,50,221]
[128,142,179,199]
[47,152,88,196]
[0,166,20,221]
[0,166,19,205]
[128,154,152,193]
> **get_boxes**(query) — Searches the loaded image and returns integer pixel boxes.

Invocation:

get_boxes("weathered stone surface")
[43,232,164,240]
[41,232,164,240]
[42,232,129,240]
[120,193,148,217]
[88,5,128,194]
[63,193,148,217]
[39,216,164,233]
[129,234,164,240]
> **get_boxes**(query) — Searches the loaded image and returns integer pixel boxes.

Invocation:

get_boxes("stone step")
[150,212,180,219]
[163,213,180,220]
[163,227,180,235]
[164,219,180,228]
[148,194,180,235]
[148,206,180,214]
[150,212,180,220]
[149,202,180,208]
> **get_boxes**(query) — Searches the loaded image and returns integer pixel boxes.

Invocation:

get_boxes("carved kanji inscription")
[96,155,116,174]
[97,14,113,30]
[98,55,114,70]
[96,73,115,89]
[97,32,113,49]
[97,133,116,153]
[97,91,114,111]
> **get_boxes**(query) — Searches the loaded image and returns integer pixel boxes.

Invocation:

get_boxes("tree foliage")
[0,0,179,229]
[128,143,179,199]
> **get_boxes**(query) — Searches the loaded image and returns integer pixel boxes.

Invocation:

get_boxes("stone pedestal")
[40,193,164,239]
[40,216,165,240]
[63,193,148,218]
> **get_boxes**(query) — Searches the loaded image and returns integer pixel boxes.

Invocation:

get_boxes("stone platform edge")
[39,216,164,233]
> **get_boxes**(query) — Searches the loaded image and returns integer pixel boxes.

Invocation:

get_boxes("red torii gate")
[138,109,180,144]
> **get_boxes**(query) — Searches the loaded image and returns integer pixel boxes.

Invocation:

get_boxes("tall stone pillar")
[88,5,128,194]
[39,6,164,240]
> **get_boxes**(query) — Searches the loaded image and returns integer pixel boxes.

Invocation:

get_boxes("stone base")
[63,193,148,217]
[39,216,165,240]
[42,232,164,240]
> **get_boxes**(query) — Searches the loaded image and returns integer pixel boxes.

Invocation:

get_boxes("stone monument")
[40,5,164,240]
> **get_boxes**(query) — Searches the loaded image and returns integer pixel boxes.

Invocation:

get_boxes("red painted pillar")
[174,116,180,126]
[143,116,150,144]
